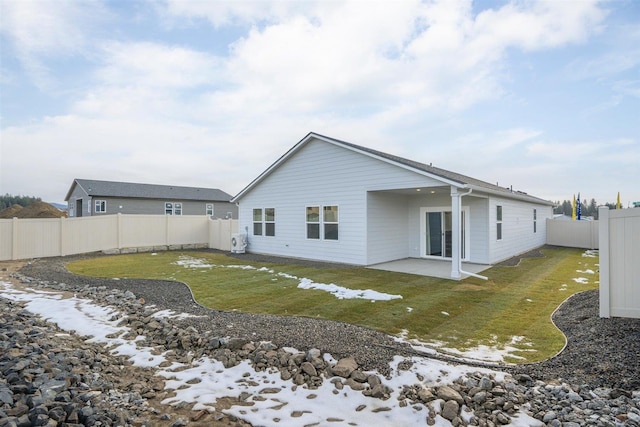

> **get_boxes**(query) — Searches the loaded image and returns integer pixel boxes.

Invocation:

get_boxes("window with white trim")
[533,209,537,233]
[264,208,275,236]
[306,206,320,239]
[306,205,339,240]
[253,208,275,236]
[253,209,262,235]
[496,205,503,240]
[206,204,213,216]
[165,202,183,215]
[95,200,106,213]
[323,205,339,240]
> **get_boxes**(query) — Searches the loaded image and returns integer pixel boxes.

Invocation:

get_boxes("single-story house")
[232,132,554,279]
[65,179,237,219]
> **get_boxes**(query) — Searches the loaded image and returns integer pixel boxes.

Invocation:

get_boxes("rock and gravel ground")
[1,251,639,426]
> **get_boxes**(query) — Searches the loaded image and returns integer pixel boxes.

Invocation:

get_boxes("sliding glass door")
[422,209,466,259]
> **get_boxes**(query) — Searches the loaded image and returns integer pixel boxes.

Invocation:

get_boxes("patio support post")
[450,186,461,279]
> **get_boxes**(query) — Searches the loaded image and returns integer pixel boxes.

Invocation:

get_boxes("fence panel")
[15,218,62,259]
[599,207,640,318]
[0,220,13,260]
[209,219,238,251]
[0,214,236,261]
[546,219,599,249]
[63,216,119,255]
[119,215,168,248]
[169,216,210,245]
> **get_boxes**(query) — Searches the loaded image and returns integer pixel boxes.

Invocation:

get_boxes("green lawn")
[67,246,598,363]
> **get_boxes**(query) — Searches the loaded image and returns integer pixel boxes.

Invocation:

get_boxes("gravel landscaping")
[1,252,639,426]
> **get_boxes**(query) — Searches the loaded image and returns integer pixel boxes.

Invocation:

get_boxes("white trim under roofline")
[232,132,464,202]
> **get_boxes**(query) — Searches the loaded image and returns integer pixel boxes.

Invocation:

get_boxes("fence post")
[12,217,18,260]
[598,206,610,318]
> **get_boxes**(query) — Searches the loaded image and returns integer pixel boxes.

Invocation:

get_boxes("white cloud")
[96,42,222,89]
[2,0,631,205]
[0,0,107,88]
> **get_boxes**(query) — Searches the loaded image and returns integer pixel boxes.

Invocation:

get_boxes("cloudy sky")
[1,0,638,206]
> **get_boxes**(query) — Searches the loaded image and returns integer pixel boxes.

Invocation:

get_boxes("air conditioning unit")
[230,233,247,254]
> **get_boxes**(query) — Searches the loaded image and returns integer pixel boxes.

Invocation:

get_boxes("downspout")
[458,188,488,280]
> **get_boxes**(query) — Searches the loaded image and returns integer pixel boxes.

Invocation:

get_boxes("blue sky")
[1,0,638,206]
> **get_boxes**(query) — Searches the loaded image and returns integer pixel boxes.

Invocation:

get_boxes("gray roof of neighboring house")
[65,179,233,202]
[233,132,554,206]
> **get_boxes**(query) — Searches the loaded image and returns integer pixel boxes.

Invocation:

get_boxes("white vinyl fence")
[599,206,640,319]
[0,214,238,261]
[546,218,599,249]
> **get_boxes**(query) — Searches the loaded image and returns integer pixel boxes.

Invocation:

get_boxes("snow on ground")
[395,331,535,364]
[572,277,589,284]
[174,255,402,301]
[0,280,543,427]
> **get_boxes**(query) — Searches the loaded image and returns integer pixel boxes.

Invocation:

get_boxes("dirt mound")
[0,204,24,219]
[1,201,67,219]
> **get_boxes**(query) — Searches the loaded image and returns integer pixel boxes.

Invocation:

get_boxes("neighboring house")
[65,179,237,219]
[232,132,554,279]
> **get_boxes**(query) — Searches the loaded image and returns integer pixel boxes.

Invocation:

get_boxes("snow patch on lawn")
[173,255,402,301]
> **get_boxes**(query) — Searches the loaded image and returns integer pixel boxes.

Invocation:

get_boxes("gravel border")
[16,250,640,391]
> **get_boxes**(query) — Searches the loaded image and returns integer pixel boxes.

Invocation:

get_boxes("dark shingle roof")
[330,134,550,203]
[66,179,232,202]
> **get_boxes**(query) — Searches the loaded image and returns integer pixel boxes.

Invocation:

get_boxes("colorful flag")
[572,194,576,220]
[616,192,621,209]
[577,192,581,220]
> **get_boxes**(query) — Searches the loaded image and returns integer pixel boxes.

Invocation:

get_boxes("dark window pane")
[497,223,502,240]
[253,223,262,236]
[324,224,339,240]
[265,223,275,236]
[307,224,320,239]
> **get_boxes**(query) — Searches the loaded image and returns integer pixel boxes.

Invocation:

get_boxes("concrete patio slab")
[368,258,490,280]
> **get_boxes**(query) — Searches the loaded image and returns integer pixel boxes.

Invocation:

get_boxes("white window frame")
[253,208,263,236]
[206,204,214,216]
[306,205,339,241]
[306,206,320,239]
[264,208,275,237]
[323,205,339,240]
[496,205,503,241]
[253,208,275,237]
[165,202,183,215]
[95,200,107,213]
[533,208,537,233]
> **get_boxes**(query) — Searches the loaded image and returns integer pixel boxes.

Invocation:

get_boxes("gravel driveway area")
[17,251,640,391]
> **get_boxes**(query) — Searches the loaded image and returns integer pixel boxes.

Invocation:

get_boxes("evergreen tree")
[0,194,42,210]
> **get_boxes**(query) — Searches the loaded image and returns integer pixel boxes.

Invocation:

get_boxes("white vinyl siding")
[488,197,552,264]
[237,139,444,265]
[236,136,553,266]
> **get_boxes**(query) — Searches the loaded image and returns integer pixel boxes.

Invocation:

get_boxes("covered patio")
[368,258,490,280]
